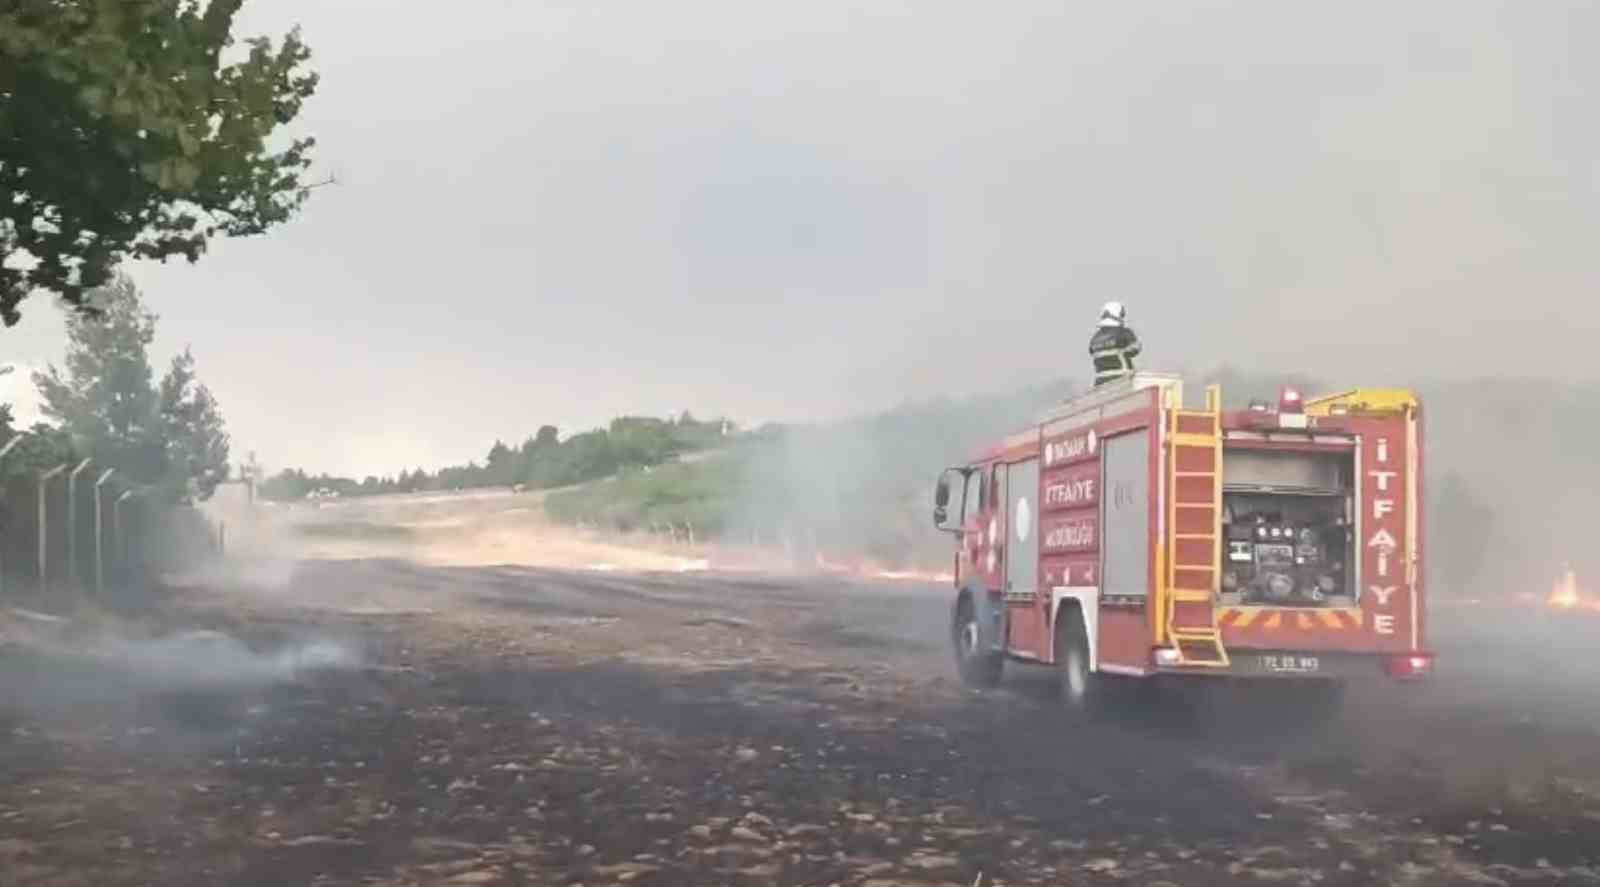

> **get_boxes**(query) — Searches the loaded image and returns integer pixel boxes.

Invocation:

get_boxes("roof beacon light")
[1279,387,1304,414]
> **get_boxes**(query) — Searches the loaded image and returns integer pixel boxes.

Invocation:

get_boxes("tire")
[952,595,1003,689]
[1055,610,1102,713]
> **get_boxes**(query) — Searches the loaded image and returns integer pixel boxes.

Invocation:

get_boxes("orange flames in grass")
[1546,565,1600,612]
[813,553,953,585]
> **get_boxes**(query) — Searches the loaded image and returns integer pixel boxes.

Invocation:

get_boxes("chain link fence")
[0,467,224,607]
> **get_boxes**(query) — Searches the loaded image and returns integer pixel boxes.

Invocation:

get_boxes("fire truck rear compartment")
[1218,447,1356,609]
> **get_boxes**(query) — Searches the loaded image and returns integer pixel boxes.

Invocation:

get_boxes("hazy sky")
[5,1,1599,476]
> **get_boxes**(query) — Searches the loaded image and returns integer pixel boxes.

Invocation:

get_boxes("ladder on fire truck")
[1161,384,1230,667]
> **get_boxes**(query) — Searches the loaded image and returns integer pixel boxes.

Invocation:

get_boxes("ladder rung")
[1174,471,1215,478]
[1175,503,1215,509]
[1171,590,1213,602]
[1174,533,1214,540]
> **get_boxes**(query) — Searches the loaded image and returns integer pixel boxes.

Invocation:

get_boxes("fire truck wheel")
[1055,612,1101,713]
[952,597,1003,689]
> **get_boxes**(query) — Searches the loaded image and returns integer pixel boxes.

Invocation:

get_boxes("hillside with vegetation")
[257,414,736,501]
[547,380,1078,569]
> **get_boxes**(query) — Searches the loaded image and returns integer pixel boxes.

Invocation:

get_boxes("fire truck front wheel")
[1056,611,1102,713]
[952,595,1003,689]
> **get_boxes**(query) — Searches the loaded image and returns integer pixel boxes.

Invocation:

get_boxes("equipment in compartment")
[1220,495,1353,607]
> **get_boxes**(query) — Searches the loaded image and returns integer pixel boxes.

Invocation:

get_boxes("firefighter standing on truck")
[1089,301,1141,386]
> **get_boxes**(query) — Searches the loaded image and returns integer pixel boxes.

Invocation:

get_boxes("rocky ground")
[2,537,1599,885]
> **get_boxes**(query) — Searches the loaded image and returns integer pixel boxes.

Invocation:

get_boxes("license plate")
[1261,654,1320,674]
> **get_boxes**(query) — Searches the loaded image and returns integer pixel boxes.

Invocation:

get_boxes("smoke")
[1199,368,1600,596]
[0,608,362,720]
[1415,378,1600,595]
[87,630,361,690]
[724,380,1075,570]
[714,361,1600,593]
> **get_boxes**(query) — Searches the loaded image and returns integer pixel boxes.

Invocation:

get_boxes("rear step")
[1162,385,1229,668]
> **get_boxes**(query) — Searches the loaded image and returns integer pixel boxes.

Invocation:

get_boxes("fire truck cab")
[934,373,1432,709]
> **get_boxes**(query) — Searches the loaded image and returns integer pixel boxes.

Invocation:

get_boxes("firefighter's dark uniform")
[1088,325,1141,387]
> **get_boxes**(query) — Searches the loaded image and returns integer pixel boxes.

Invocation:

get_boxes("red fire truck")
[933,373,1432,709]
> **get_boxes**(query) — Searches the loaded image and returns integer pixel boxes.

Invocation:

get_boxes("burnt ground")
[2,559,1598,886]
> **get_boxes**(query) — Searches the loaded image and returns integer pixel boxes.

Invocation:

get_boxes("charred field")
[2,559,1598,886]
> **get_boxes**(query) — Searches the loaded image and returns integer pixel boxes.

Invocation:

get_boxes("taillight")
[1384,652,1434,680]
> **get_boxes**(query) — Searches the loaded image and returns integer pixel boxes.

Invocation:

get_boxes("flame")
[1550,566,1580,609]
[1547,565,1600,612]
[814,553,952,585]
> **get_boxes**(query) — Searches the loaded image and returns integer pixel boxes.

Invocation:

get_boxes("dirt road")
[2,552,1598,885]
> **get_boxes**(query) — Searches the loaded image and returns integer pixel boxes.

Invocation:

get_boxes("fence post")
[66,458,91,595]
[38,463,67,594]
[0,436,23,597]
[113,489,137,586]
[94,469,114,598]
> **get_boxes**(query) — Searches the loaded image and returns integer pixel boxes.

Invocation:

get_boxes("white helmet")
[1098,301,1127,327]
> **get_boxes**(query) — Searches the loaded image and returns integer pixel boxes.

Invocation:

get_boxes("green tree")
[485,439,516,485]
[156,347,230,502]
[0,0,319,325]
[33,275,227,501]
[258,466,309,500]
[33,275,163,481]
[609,416,674,467]
[0,404,78,537]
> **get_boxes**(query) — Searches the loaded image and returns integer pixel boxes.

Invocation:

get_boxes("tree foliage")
[0,0,319,325]
[0,404,77,537]
[31,274,228,502]
[157,347,230,501]
[33,275,162,478]
[0,405,76,480]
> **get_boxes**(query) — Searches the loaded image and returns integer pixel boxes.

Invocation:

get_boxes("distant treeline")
[258,414,738,501]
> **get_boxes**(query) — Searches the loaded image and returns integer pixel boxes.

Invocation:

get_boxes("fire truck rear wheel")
[952,597,1003,689]
[1055,612,1101,713]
